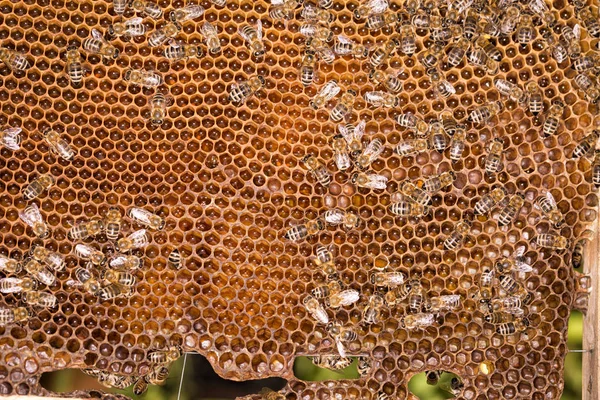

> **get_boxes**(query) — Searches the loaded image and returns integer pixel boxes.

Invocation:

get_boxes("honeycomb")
[0,0,597,398]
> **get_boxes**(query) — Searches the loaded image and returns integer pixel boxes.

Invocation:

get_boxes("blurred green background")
[43,311,584,400]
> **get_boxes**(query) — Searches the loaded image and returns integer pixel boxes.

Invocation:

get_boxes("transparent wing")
[337,34,354,45]
[514,246,526,258]
[92,28,103,40]
[353,120,366,141]
[270,0,284,4]
[238,25,252,42]
[364,91,385,105]
[324,209,345,225]
[318,81,341,100]
[334,152,351,170]
[573,24,581,40]
[200,22,218,36]
[256,19,263,41]
[336,337,347,357]
[128,17,143,25]
[166,38,180,48]
[545,190,557,208]
[368,0,389,13]
[3,127,22,135]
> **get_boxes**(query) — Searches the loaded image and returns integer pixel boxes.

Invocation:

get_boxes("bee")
[572,53,600,72]
[499,6,519,34]
[314,244,335,275]
[446,37,470,68]
[109,254,143,271]
[130,0,163,19]
[462,9,479,40]
[0,255,21,274]
[483,137,504,175]
[0,47,31,71]
[426,371,442,385]
[163,40,204,61]
[496,193,525,226]
[69,266,101,295]
[395,113,430,137]
[571,238,587,269]
[200,22,221,54]
[338,120,366,157]
[525,82,543,115]
[429,122,449,152]
[128,207,165,230]
[23,174,54,201]
[576,7,600,38]
[309,355,352,371]
[330,135,351,170]
[301,3,334,24]
[357,357,372,376]
[496,318,529,335]
[417,42,444,69]
[113,0,128,15]
[535,233,569,250]
[330,89,357,122]
[333,35,368,58]
[327,322,358,356]
[467,47,499,74]
[107,17,147,40]
[369,37,399,68]
[0,126,21,151]
[491,295,530,313]
[306,36,335,64]
[407,283,426,313]
[399,22,417,56]
[0,307,29,326]
[401,312,435,329]
[284,219,324,242]
[428,67,456,99]
[300,47,317,86]
[97,372,135,389]
[485,311,517,324]
[98,283,133,302]
[0,277,36,293]
[541,100,564,137]
[147,365,170,385]
[31,247,65,272]
[269,0,302,20]
[326,289,361,309]
[74,244,106,266]
[572,130,600,158]
[400,181,432,206]
[515,13,535,46]
[324,209,360,229]
[592,150,600,187]
[495,246,532,274]
[362,293,384,324]
[494,79,526,103]
[375,391,390,400]
[82,29,120,60]
[574,73,600,103]
[168,249,183,269]
[104,207,122,241]
[239,20,265,58]
[534,191,564,227]
[560,24,582,59]
[169,4,205,23]
[311,279,342,299]
[475,35,502,61]
[64,45,85,87]
[23,290,57,308]
[479,267,494,300]
[301,154,331,187]
[303,294,329,324]
[421,171,456,193]
[449,128,466,163]
[444,219,472,250]
[354,138,383,170]
[365,90,400,110]
[318,0,333,8]
[24,259,56,286]
[116,229,150,252]
[366,10,401,32]
[429,295,461,312]
[370,271,405,288]
[229,75,265,104]
[148,22,181,48]
[350,171,388,190]
[19,203,49,239]
[43,128,75,161]
[123,68,163,88]
[386,280,414,307]
[469,101,504,125]
[498,274,526,296]
[147,346,182,365]
[541,31,568,64]
[353,0,389,19]
[389,200,430,217]
[103,270,137,287]
[133,377,149,396]
[68,218,104,241]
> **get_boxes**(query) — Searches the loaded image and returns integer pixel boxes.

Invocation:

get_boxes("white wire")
[177,352,188,400]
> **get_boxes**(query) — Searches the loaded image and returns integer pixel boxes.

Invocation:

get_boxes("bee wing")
[256,19,263,41]
[128,17,144,26]
[3,127,22,135]
[92,28,103,40]
[545,190,557,208]
[515,246,526,258]
[65,279,83,289]
[364,91,384,104]
[368,0,389,13]
[353,120,366,141]
[270,0,284,4]
[166,38,180,48]
[337,289,360,306]
[318,81,341,100]
[337,34,354,45]
[573,24,581,40]
[324,209,345,225]
[200,21,217,36]
[334,150,351,170]
[335,337,347,357]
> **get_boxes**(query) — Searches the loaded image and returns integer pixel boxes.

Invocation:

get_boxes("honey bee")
[324,208,360,229]
[97,372,135,389]
[284,219,324,242]
[421,171,456,193]
[113,0,128,15]
[64,45,85,87]
[0,47,31,71]
[69,266,101,295]
[68,218,104,241]
[496,318,529,335]
[330,135,351,170]
[326,289,361,309]
[541,31,568,64]
[301,3,334,24]
[147,365,169,385]
[417,42,444,69]
[572,53,600,72]
[318,0,333,8]
[269,0,302,20]
[485,311,517,324]
[109,254,142,271]
[300,47,317,86]
[311,278,342,299]
[395,113,430,137]
[355,138,384,169]
[148,22,181,48]
[541,100,564,137]
[560,24,582,59]
[309,355,352,371]
[495,246,532,274]
[525,82,543,115]
[327,322,358,356]
[364,91,399,108]
[0,307,29,326]
[128,207,165,230]
[350,171,388,190]
[571,130,600,158]
[338,120,366,157]
[163,40,204,61]
[353,0,389,19]
[479,267,494,300]
[428,67,456,99]
[19,203,49,239]
[83,29,120,60]
[0,126,21,151]
[123,68,163,88]
[576,7,600,39]
[449,128,466,163]
[107,17,147,40]
[535,233,569,250]
[494,78,526,103]
[303,294,329,324]
[98,283,133,302]
[398,22,416,56]
[407,282,426,313]
[491,295,529,313]
[116,229,150,252]
[446,37,470,67]
[103,270,137,287]
[366,10,401,32]
[362,293,384,324]
[369,37,399,68]
[469,101,504,125]
[496,193,525,226]
[0,277,36,293]
[574,73,600,104]
[429,122,449,152]
[130,0,163,19]
[229,75,265,104]
[370,271,405,288]
[484,137,504,175]
[333,35,368,58]
[104,207,122,241]
[462,9,479,40]
[169,4,204,23]
[467,47,499,74]
[534,191,563,227]
[23,290,57,308]
[24,259,56,286]
[400,181,432,206]
[314,245,335,275]
[133,377,149,396]
[302,154,331,187]
[389,200,430,217]
[200,22,221,54]
[74,244,106,266]
[515,13,535,47]
[499,6,519,35]
[401,312,435,329]
[571,238,587,269]
[357,356,372,376]
[386,280,414,307]
[167,249,182,270]
[239,20,265,58]
[498,274,526,297]
[31,247,65,272]
[148,92,172,126]
[146,346,182,365]
[23,174,54,200]
[43,128,75,161]
[0,255,21,274]
[429,294,461,312]
[306,36,336,64]
[330,89,357,122]
[476,35,502,61]
[444,219,472,250]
